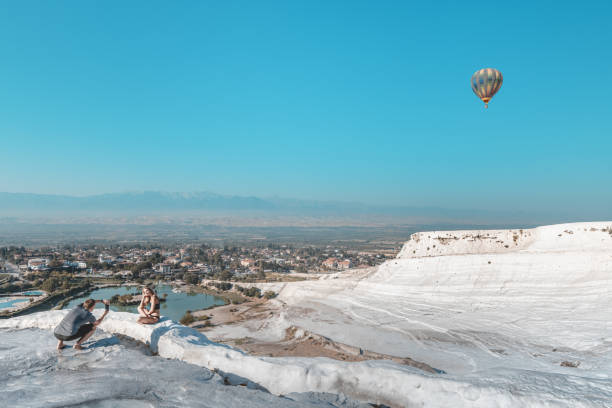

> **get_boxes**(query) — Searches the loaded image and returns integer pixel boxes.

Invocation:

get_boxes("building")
[167,256,181,265]
[322,258,351,270]
[27,258,49,270]
[156,263,172,274]
[240,258,256,268]
[98,255,114,264]
[338,260,352,270]
[63,261,88,269]
[322,257,338,269]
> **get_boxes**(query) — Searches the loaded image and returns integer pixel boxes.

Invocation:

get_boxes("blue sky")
[0,1,610,217]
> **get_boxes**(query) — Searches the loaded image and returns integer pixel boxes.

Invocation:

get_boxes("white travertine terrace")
[3,222,612,407]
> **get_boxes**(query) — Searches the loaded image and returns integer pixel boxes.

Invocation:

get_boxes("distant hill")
[0,192,273,212]
[0,191,582,225]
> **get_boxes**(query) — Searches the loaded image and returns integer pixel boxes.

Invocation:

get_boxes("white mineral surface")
[210,221,612,407]
[0,325,373,408]
[2,222,612,407]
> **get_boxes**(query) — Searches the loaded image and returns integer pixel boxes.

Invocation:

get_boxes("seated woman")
[137,287,161,324]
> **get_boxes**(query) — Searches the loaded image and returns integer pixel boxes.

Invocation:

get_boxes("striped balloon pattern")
[471,68,503,108]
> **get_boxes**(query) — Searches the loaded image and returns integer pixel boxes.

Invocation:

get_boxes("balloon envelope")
[471,68,503,108]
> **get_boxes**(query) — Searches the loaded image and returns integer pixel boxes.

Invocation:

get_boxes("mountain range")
[0,191,585,225]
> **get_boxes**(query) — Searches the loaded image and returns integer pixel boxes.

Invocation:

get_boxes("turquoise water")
[64,284,226,321]
[0,298,29,309]
[23,291,44,296]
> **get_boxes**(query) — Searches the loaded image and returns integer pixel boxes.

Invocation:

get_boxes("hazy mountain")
[0,191,585,225]
[0,192,273,212]
[0,191,599,245]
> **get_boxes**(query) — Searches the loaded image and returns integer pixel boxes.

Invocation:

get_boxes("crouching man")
[54,298,110,350]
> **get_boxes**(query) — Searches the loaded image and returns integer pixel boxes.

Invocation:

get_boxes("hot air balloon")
[471,68,503,108]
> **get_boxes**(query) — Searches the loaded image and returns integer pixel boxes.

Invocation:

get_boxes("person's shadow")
[83,334,120,349]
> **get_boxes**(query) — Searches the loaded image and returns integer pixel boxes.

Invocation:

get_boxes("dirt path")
[227,326,442,374]
[191,299,271,327]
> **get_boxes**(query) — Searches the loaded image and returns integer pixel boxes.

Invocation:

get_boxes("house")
[240,258,256,267]
[338,260,352,270]
[155,263,172,274]
[63,261,88,269]
[28,258,49,270]
[322,257,338,269]
[322,258,351,270]
[98,255,114,264]
[167,256,181,265]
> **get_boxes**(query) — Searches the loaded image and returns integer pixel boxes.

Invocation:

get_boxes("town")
[0,242,400,291]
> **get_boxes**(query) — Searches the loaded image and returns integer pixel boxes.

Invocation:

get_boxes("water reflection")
[64,284,225,321]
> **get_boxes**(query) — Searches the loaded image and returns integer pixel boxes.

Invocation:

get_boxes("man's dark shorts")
[54,323,94,341]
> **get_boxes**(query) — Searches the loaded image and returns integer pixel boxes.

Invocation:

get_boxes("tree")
[212,282,232,291]
[48,259,63,269]
[244,287,261,298]
[41,277,62,293]
[184,273,200,285]
[148,252,163,264]
[218,270,233,281]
